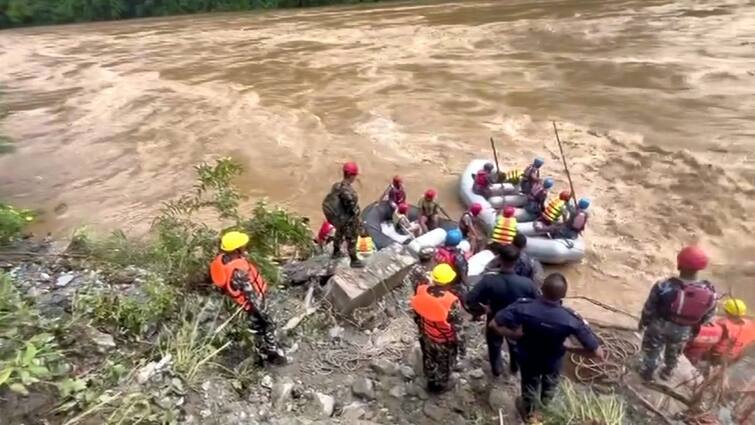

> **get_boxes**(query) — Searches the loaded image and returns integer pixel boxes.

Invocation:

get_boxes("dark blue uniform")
[466,272,537,376]
[495,298,600,414]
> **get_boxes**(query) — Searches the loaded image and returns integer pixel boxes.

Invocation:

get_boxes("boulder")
[351,377,376,400]
[314,393,334,417]
[272,378,295,409]
[326,244,417,314]
[370,358,399,376]
[341,402,367,421]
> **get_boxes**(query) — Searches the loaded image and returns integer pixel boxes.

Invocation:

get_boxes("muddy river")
[1,0,753,311]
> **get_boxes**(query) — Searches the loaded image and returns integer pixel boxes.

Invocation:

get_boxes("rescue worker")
[683,321,723,366]
[534,190,571,233]
[491,206,517,245]
[639,246,717,381]
[520,157,544,194]
[411,264,466,393]
[321,161,364,268]
[381,175,406,209]
[554,197,590,239]
[490,273,604,420]
[403,246,436,293]
[472,162,497,197]
[512,233,545,286]
[710,298,755,365]
[459,202,486,254]
[466,244,538,376]
[210,231,285,365]
[355,227,376,260]
[315,220,336,253]
[418,189,440,233]
[524,177,553,216]
[393,202,421,237]
[434,228,469,291]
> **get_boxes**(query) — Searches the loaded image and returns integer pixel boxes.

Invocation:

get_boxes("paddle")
[552,121,577,206]
[490,136,502,182]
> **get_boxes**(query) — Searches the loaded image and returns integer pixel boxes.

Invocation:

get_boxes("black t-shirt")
[465,271,537,319]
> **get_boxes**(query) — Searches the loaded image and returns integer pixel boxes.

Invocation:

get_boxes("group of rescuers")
[207,160,755,423]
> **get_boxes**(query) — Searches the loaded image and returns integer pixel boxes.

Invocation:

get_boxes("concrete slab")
[326,244,417,315]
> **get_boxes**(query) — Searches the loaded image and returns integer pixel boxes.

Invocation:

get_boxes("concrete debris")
[326,244,417,314]
[422,401,447,421]
[261,375,274,389]
[87,328,116,349]
[351,377,376,400]
[469,368,485,380]
[389,384,407,399]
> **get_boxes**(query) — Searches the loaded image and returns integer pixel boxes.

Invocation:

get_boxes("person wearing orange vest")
[683,321,723,366]
[710,298,755,364]
[210,231,285,365]
[540,191,571,225]
[491,206,517,245]
[411,264,466,393]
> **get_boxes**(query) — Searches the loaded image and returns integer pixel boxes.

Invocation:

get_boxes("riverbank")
[0,0,398,29]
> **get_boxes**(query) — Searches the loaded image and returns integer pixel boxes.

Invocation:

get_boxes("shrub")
[541,380,626,425]
[0,202,34,245]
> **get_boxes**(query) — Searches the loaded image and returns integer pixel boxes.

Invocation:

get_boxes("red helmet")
[392,175,402,186]
[677,246,709,271]
[503,206,515,218]
[343,161,359,176]
[398,203,409,214]
[424,189,437,200]
[469,203,482,216]
[559,190,571,201]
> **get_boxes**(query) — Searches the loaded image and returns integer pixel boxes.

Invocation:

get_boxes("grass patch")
[0,202,34,245]
[541,380,626,425]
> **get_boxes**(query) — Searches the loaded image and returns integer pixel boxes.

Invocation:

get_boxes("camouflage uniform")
[329,181,361,259]
[230,268,282,362]
[416,304,466,392]
[639,279,716,379]
[404,262,431,293]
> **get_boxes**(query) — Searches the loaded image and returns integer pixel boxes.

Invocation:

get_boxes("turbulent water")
[1,0,754,310]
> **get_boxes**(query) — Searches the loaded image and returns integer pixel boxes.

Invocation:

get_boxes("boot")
[640,368,655,382]
[265,348,288,366]
[659,367,673,381]
[349,254,365,268]
[331,247,346,259]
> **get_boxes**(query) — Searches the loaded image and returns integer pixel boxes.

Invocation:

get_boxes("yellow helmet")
[431,263,457,286]
[220,231,250,252]
[723,298,747,317]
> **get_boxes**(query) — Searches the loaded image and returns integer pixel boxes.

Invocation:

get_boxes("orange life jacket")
[684,322,723,364]
[541,198,565,224]
[713,317,755,361]
[210,254,267,310]
[410,284,459,344]
[491,216,517,245]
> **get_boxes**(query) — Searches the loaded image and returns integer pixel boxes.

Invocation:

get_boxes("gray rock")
[399,365,416,380]
[88,329,115,349]
[469,368,485,380]
[351,377,375,400]
[328,326,345,340]
[370,359,399,376]
[261,375,274,389]
[408,342,423,376]
[55,272,76,287]
[272,378,295,408]
[40,272,51,281]
[314,393,334,417]
[406,382,429,400]
[423,401,446,421]
[488,388,510,410]
[389,384,407,399]
[341,402,367,421]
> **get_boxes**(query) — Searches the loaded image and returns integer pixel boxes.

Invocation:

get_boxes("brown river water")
[1,0,754,312]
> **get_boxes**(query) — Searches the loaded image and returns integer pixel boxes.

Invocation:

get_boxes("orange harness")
[210,254,267,310]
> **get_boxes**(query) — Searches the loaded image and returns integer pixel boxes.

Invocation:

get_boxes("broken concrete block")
[326,244,417,315]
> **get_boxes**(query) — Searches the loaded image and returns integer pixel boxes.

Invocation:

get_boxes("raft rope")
[571,329,640,385]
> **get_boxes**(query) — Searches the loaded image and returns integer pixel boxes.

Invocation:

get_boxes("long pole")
[552,121,577,204]
[490,137,501,178]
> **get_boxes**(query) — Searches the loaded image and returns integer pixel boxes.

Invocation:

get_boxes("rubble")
[370,358,399,376]
[341,401,368,421]
[272,378,296,409]
[351,377,376,400]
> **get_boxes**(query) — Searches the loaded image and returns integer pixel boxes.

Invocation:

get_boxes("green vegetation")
[0,203,34,245]
[0,0,389,28]
[541,380,626,425]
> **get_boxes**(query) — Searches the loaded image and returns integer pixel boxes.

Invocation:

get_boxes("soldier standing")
[321,162,364,268]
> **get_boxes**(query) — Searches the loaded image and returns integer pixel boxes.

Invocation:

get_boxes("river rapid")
[1,0,754,311]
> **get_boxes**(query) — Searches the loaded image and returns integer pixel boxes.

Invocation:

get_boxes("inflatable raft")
[460,159,585,264]
[361,201,458,251]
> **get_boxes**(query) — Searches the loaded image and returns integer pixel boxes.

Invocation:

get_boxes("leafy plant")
[541,380,626,425]
[0,202,35,244]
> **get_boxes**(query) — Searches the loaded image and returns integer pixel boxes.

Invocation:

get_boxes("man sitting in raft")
[381,175,406,210]
[393,203,422,237]
[419,189,440,233]
[520,157,544,194]
[525,177,554,216]
[532,190,571,234]
[552,198,590,239]
[473,162,520,198]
